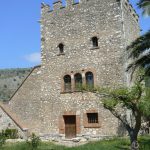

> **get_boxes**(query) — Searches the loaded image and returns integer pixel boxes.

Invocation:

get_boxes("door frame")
[63,115,76,138]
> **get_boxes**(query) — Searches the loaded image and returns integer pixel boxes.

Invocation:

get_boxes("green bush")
[26,133,41,150]
[1,129,18,139]
[0,131,6,147]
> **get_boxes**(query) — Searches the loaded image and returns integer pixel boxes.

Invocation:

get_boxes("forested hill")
[0,68,32,101]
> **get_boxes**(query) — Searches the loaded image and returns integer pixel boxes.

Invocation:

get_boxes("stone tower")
[39,0,140,139]
[5,0,140,140]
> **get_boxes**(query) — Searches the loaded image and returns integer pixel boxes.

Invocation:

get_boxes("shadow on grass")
[139,136,150,150]
[115,136,150,150]
[115,146,129,150]
[114,140,130,150]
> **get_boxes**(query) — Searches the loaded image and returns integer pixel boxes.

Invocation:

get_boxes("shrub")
[0,131,6,147]
[26,133,41,150]
[2,129,18,139]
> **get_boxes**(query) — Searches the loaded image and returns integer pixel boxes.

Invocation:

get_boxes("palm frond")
[138,0,150,8]
[138,0,150,16]
[127,51,150,71]
[127,30,150,58]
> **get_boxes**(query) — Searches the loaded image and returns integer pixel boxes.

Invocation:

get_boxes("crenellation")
[41,2,50,9]
[123,0,139,23]
[41,2,50,14]
[53,0,63,10]
[41,0,139,21]
[129,4,139,22]
[66,0,74,7]
[41,2,45,9]
[45,0,82,12]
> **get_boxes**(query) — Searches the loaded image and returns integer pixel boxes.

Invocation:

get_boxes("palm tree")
[127,1,150,136]
[127,0,150,79]
[127,31,150,77]
[138,0,150,16]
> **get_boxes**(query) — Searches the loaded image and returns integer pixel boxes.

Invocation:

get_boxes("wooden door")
[64,116,76,138]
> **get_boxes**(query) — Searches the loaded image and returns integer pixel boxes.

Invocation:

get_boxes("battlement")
[41,0,80,11]
[41,0,85,12]
[123,0,139,23]
[41,0,139,23]
[53,0,63,10]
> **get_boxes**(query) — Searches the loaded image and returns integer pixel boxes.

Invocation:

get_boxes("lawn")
[1,136,150,150]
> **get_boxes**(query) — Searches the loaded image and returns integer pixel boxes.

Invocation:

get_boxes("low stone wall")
[39,132,115,142]
[0,103,28,139]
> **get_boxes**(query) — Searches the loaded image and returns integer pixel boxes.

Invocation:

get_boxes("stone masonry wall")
[1,0,140,140]
[8,66,42,135]
[121,0,140,84]
[39,0,127,138]
[0,106,27,138]
[122,0,140,46]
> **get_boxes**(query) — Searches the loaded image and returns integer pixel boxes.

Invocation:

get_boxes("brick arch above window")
[61,72,72,93]
[74,73,82,91]
[83,68,96,87]
[85,71,94,88]
[63,75,71,92]
[61,69,96,93]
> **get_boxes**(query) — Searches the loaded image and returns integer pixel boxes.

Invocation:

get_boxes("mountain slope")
[0,68,32,101]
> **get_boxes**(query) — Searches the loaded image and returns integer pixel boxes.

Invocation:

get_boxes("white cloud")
[24,52,41,64]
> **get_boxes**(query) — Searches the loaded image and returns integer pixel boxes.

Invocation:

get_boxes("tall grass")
[1,136,150,150]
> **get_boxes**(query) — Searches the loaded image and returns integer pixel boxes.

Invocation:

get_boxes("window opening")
[74,73,82,90]
[92,37,98,47]
[87,113,98,123]
[86,72,94,88]
[64,75,71,92]
[58,43,64,54]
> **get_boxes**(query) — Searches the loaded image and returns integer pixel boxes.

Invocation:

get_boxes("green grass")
[1,136,150,150]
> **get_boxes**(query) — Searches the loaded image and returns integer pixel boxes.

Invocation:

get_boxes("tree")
[127,31,150,79]
[127,0,150,78]
[89,82,150,150]
[138,0,150,16]
[89,1,150,149]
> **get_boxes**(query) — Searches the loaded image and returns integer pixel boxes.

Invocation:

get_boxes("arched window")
[92,37,98,47]
[74,73,82,90]
[64,75,71,92]
[86,72,94,88]
[58,43,64,54]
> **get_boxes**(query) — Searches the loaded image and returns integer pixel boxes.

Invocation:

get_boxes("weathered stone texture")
[122,0,140,46]
[1,0,140,140]
[8,66,42,134]
[121,0,140,84]
[0,106,27,138]
[39,0,140,138]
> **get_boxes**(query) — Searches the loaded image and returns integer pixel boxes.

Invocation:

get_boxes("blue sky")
[0,0,149,69]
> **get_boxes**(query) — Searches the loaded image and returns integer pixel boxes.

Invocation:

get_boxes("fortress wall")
[0,0,140,139]
[41,0,125,87]
[39,0,125,136]
[121,0,140,47]
[121,0,140,84]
